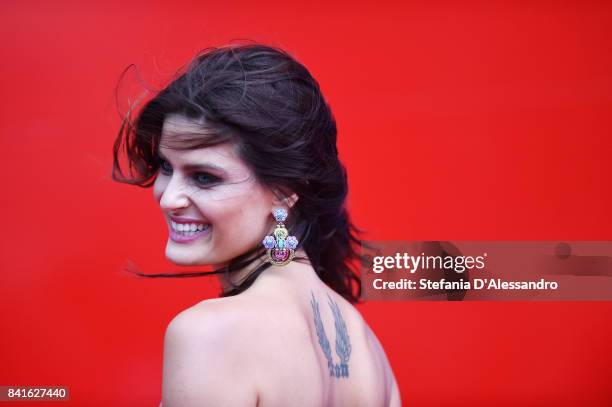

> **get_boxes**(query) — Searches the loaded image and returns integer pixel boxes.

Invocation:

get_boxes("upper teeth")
[171,221,209,232]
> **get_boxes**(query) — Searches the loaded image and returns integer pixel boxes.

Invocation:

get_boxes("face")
[153,114,278,267]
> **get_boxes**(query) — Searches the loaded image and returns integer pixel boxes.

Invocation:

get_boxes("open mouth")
[169,221,212,242]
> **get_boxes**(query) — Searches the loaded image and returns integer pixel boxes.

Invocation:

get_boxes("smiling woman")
[152,115,278,266]
[112,42,400,407]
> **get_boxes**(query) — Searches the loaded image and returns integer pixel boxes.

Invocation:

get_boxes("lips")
[169,215,210,225]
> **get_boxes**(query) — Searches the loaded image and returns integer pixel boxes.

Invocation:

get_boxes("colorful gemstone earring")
[262,208,299,266]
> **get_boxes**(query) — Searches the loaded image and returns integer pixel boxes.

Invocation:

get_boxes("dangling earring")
[262,207,299,266]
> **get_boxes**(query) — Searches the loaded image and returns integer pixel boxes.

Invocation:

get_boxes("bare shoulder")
[161,297,260,407]
[166,296,250,336]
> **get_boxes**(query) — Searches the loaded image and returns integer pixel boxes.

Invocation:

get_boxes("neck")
[213,251,268,293]
[214,247,314,294]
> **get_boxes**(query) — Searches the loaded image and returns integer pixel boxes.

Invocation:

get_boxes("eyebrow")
[157,150,227,175]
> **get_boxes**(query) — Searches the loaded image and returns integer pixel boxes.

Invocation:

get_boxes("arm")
[160,304,259,407]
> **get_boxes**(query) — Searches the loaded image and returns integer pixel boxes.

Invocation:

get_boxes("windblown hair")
[112,42,363,303]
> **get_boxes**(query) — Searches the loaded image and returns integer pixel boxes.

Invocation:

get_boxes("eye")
[157,158,220,187]
[158,158,172,175]
[192,172,220,186]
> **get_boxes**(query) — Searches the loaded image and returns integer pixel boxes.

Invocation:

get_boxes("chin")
[165,248,208,267]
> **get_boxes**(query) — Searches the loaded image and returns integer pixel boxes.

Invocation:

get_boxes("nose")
[159,173,190,211]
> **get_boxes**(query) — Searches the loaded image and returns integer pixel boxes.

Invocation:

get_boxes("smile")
[169,221,211,243]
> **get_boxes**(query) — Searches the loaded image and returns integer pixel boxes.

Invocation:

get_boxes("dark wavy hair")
[112,41,364,304]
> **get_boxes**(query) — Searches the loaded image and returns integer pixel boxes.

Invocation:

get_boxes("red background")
[1,1,611,406]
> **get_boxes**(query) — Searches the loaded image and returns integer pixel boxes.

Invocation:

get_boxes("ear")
[271,189,299,209]
[284,192,299,209]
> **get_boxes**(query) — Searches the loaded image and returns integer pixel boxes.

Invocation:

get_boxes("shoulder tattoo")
[310,290,352,378]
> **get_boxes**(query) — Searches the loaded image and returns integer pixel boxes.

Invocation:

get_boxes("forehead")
[159,114,242,168]
[162,113,207,137]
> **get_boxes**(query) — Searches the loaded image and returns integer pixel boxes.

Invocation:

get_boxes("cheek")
[207,198,270,240]
[208,204,250,231]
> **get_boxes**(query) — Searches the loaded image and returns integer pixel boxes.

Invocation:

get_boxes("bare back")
[236,272,401,407]
[161,265,401,407]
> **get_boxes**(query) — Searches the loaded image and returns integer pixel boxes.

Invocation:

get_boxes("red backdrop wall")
[1,1,611,406]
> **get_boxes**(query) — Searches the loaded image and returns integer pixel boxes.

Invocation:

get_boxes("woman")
[113,42,401,406]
